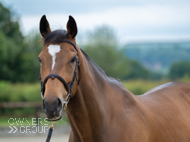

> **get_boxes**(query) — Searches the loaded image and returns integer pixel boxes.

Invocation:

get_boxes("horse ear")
[67,16,77,39]
[39,15,51,37]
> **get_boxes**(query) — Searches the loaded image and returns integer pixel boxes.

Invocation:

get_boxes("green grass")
[1,78,189,102]
[123,78,190,95]
[122,80,169,95]
[1,78,190,126]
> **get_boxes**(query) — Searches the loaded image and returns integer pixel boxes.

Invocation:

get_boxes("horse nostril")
[56,98,62,111]
[42,99,47,113]
[42,97,63,118]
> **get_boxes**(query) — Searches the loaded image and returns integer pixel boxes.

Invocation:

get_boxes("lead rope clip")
[46,121,55,142]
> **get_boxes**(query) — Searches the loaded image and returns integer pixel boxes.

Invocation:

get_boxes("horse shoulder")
[136,82,190,142]
[138,82,190,111]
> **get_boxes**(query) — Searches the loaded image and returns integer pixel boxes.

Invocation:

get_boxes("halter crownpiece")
[39,39,80,110]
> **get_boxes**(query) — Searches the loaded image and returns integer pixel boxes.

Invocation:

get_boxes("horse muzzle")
[42,97,63,121]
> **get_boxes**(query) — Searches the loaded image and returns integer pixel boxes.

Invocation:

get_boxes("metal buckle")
[49,121,55,130]
[63,93,71,110]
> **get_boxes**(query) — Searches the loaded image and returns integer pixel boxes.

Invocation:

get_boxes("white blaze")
[48,45,61,70]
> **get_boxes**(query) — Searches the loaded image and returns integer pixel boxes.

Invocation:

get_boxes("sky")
[1,0,190,44]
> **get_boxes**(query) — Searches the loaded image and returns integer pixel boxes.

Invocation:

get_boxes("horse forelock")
[43,30,68,45]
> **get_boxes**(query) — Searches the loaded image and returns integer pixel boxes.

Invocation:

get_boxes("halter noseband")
[39,39,80,110]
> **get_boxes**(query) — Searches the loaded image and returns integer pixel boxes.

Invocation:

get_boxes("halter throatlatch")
[39,39,80,110]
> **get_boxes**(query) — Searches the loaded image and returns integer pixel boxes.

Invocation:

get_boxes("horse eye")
[38,57,41,62]
[70,57,76,63]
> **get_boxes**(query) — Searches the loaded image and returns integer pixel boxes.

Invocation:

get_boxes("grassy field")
[123,79,170,95]
[0,78,190,126]
[124,78,190,95]
[1,78,189,102]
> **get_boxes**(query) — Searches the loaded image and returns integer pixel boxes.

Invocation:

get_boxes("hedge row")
[0,81,41,102]
[0,79,189,102]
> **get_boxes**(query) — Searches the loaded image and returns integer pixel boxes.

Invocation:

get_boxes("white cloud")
[21,5,190,43]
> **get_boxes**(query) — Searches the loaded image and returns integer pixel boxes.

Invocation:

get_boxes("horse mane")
[81,49,121,83]
[80,49,107,75]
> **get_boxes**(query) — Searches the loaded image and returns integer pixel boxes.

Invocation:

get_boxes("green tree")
[0,2,43,82]
[0,2,25,82]
[169,61,190,80]
[0,2,23,43]
[20,32,42,82]
[81,26,149,80]
[0,30,23,81]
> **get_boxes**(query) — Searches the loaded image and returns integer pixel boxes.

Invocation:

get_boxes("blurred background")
[0,0,190,141]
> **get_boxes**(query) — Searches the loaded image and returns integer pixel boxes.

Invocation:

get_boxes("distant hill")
[122,42,190,73]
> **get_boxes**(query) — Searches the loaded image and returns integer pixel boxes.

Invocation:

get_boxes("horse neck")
[67,49,137,140]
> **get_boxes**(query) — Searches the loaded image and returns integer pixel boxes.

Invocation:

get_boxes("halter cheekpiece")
[39,39,80,110]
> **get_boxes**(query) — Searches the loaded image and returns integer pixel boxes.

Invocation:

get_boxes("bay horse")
[39,15,190,142]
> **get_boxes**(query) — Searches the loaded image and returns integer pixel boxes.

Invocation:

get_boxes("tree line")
[0,2,41,82]
[123,42,190,73]
[0,2,189,83]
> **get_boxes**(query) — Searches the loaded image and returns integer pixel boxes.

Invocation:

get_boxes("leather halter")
[39,39,80,110]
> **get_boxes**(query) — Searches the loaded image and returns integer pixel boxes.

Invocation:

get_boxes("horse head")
[38,15,79,121]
